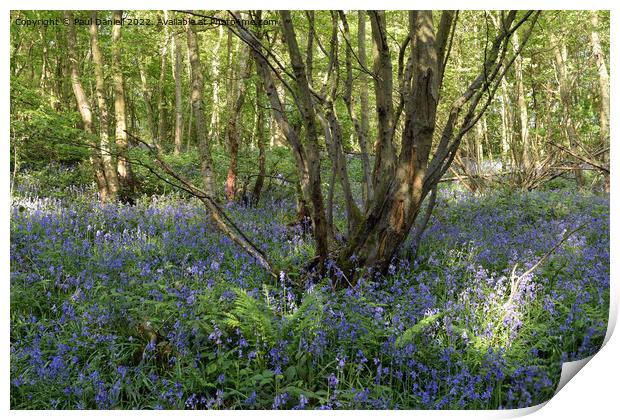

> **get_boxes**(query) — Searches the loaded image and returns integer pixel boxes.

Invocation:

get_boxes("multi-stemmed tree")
[149,10,539,286]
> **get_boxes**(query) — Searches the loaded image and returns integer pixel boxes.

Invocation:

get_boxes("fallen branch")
[125,131,279,280]
[550,142,609,174]
[487,223,588,347]
[502,223,587,314]
[448,166,478,194]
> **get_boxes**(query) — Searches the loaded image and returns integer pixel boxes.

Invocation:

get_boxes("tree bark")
[337,11,439,278]
[185,46,194,150]
[172,27,183,155]
[224,10,535,286]
[474,118,484,172]
[234,11,329,270]
[369,11,396,196]
[337,11,534,282]
[279,11,329,269]
[436,11,456,87]
[186,15,216,197]
[552,34,584,188]
[208,26,224,146]
[512,32,531,174]
[89,11,119,201]
[339,12,373,210]
[319,114,337,237]
[65,10,109,202]
[590,11,610,191]
[320,12,361,238]
[252,83,266,205]
[137,58,158,142]
[357,11,373,208]
[500,78,513,167]
[306,11,315,84]
[112,10,134,199]
[156,11,169,152]
[39,25,58,109]
[226,45,251,202]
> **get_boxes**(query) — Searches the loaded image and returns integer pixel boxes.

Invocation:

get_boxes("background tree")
[64,10,110,202]
[171,14,184,156]
[112,10,134,199]
[186,13,216,197]
[88,11,119,200]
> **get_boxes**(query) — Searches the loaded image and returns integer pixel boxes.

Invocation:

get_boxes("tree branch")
[126,131,279,280]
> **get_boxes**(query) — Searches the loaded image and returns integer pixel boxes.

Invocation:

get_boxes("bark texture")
[186,16,216,197]
[65,10,109,202]
[590,11,610,191]
[552,34,584,188]
[226,45,251,201]
[89,11,119,201]
[112,10,134,199]
[172,29,183,155]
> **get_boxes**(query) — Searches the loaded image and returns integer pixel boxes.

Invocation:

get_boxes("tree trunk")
[321,13,361,238]
[357,11,373,208]
[225,132,239,202]
[370,11,397,195]
[112,10,134,199]
[137,58,158,142]
[235,11,329,269]
[225,28,234,124]
[208,26,224,145]
[306,11,315,83]
[64,10,108,202]
[512,32,530,174]
[552,34,584,188]
[280,11,330,270]
[252,83,266,205]
[172,28,183,155]
[271,83,287,148]
[337,11,439,279]
[226,45,251,202]
[129,96,137,135]
[156,12,169,152]
[53,30,69,109]
[318,113,337,237]
[336,11,370,214]
[89,11,119,201]
[474,118,484,172]
[326,104,361,236]
[39,25,59,109]
[590,11,610,192]
[338,11,531,282]
[185,46,194,150]
[227,10,534,286]
[500,78,512,167]
[186,15,216,197]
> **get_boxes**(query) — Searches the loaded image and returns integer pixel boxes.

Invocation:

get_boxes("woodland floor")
[10,171,609,409]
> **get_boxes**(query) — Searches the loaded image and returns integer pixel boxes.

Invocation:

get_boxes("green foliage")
[10,185,609,409]
[11,78,89,167]
[225,287,276,345]
[396,311,444,347]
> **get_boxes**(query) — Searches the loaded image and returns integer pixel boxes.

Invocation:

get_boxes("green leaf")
[396,312,443,347]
